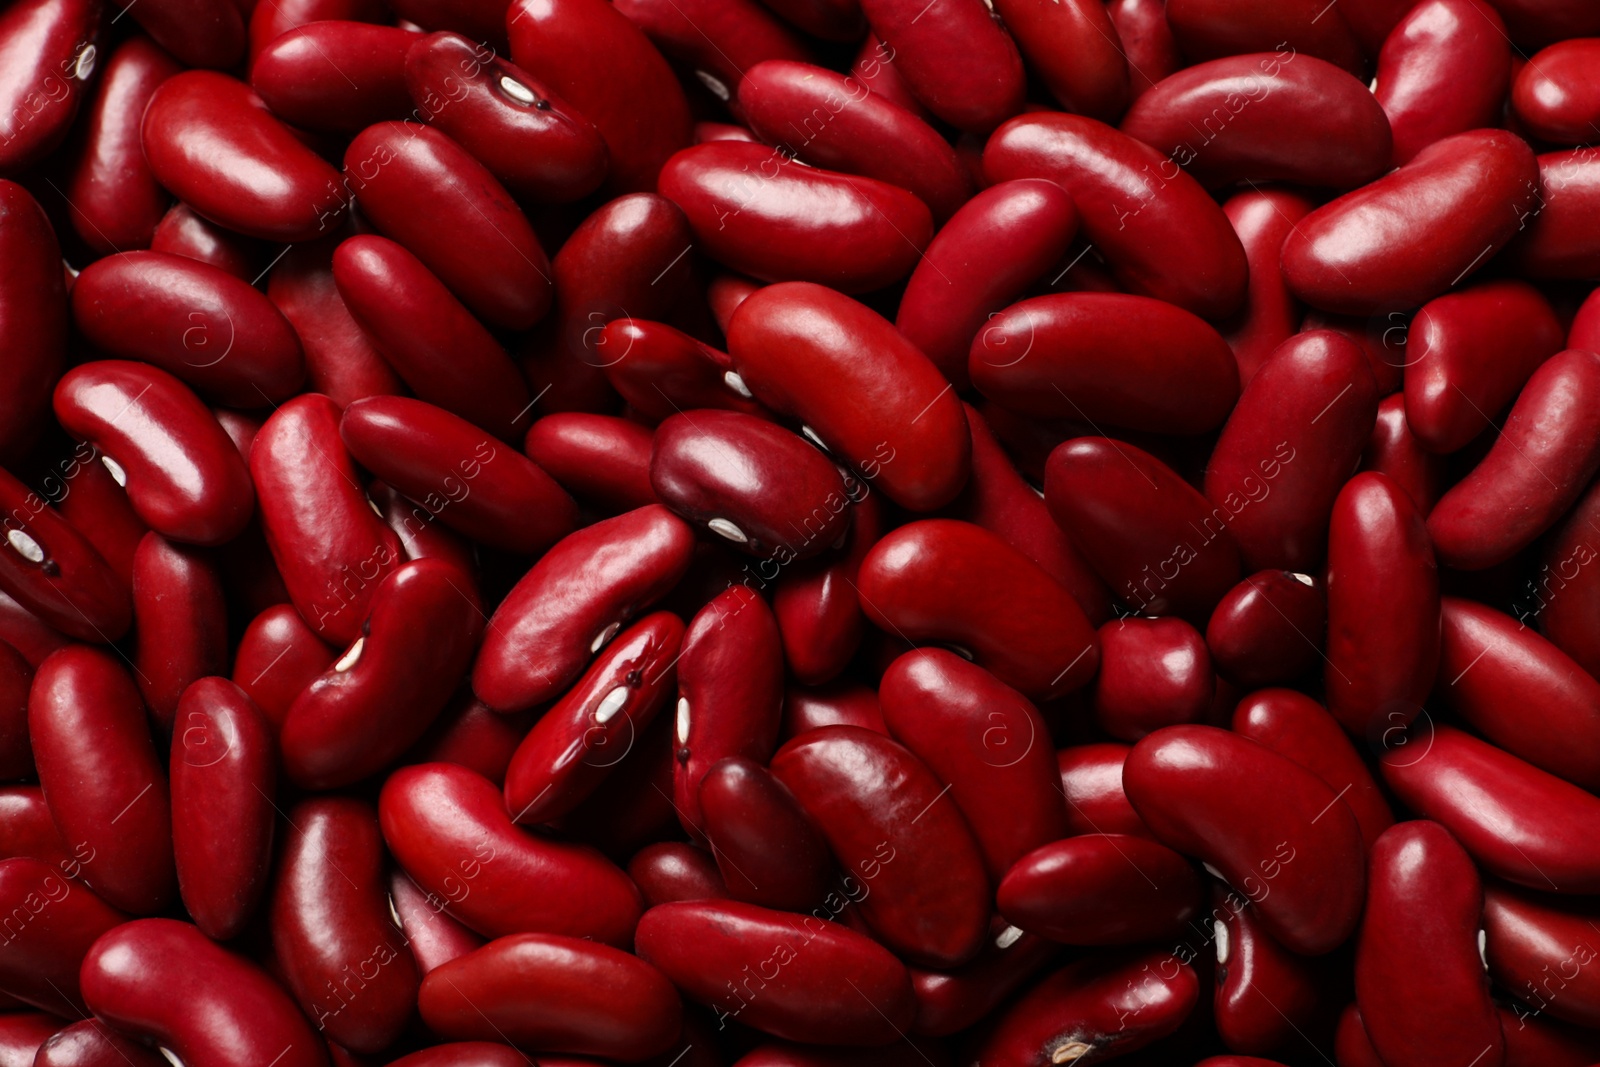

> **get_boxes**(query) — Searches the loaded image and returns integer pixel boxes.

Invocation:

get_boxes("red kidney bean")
[1490,0,1600,45]
[1125,724,1366,955]
[282,560,483,788]
[1213,888,1340,1057]
[1324,471,1439,738]
[1205,571,1324,688]
[1500,1010,1600,1067]
[345,123,551,331]
[659,142,931,294]
[726,282,970,511]
[389,868,483,974]
[770,492,881,684]
[408,691,537,788]
[0,857,124,1015]
[1404,279,1564,454]
[858,520,1099,701]
[762,0,861,39]
[64,37,182,255]
[131,533,226,728]
[141,71,347,241]
[169,677,275,941]
[1484,884,1600,1029]
[1282,128,1539,314]
[1092,617,1214,741]
[271,798,419,1053]
[1381,723,1600,893]
[253,22,419,133]
[1507,149,1600,279]
[524,412,658,513]
[419,932,681,1059]
[909,919,1058,1037]
[738,60,970,223]
[1219,188,1313,388]
[0,466,131,643]
[1432,351,1600,566]
[383,1045,534,1067]
[896,180,1077,389]
[0,0,97,171]
[0,181,67,462]
[1439,596,1600,792]
[333,235,533,439]
[1109,0,1183,100]
[503,611,681,822]
[857,0,1023,133]
[1356,821,1503,1067]
[1166,0,1363,70]
[248,0,384,59]
[379,761,642,944]
[558,710,682,857]
[770,725,989,967]
[616,0,810,106]
[1539,475,1600,678]
[996,0,1127,121]
[1376,0,1511,166]
[32,1019,168,1067]
[403,32,607,203]
[251,393,403,645]
[781,681,885,740]
[1206,330,1380,572]
[51,443,148,590]
[1512,38,1600,144]
[1301,309,1408,395]
[629,841,729,906]
[473,505,694,712]
[0,785,74,870]
[697,757,831,910]
[635,898,916,1043]
[973,293,1240,435]
[81,918,329,1067]
[849,33,927,117]
[999,834,1203,945]
[975,950,1200,1066]
[370,478,479,583]
[30,647,175,914]
[1058,743,1151,838]
[1123,54,1392,190]
[506,0,692,193]
[231,603,335,731]
[55,361,256,547]
[341,396,577,554]
[985,112,1249,320]
[0,1013,65,1067]
[0,641,28,779]
[599,319,769,422]
[149,203,268,281]
[1045,437,1244,622]
[121,0,243,69]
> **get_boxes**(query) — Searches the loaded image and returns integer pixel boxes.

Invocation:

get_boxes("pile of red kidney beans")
[7,0,1600,1064]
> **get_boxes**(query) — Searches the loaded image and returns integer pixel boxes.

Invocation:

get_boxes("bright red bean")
[999,835,1203,946]
[230,604,335,731]
[1483,883,1600,1030]
[524,412,658,514]
[1205,571,1325,688]
[130,533,226,728]
[1219,188,1314,388]
[1092,617,1214,741]
[252,22,419,132]
[1507,149,1600,279]
[1375,0,1511,166]
[0,0,97,171]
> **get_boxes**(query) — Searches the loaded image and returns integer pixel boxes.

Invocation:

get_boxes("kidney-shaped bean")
[1376,0,1510,166]
[0,857,124,1017]
[1165,0,1363,70]
[1507,149,1600,279]
[1205,571,1325,689]
[131,534,226,729]
[1484,883,1600,1030]
[31,1019,167,1067]
[698,757,831,911]
[599,319,770,423]
[0,466,131,643]
[857,0,1024,133]
[252,22,418,133]
[0,0,97,172]
[1512,38,1600,145]
[999,835,1203,946]
[1213,888,1341,1057]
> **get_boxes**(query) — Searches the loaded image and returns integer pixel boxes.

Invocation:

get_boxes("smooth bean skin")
[0,465,131,643]
[771,493,882,685]
[726,283,970,512]
[0,786,73,869]
[1404,280,1564,454]
[1205,571,1325,688]
[65,37,181,255]
[999,835,1202,946]
[896,180,1078,389]
[524,413,657,514]
[389,868,483,975]
[141,71,347,242]
[628,841,728,907]
[1124,725,1366,955]
[1232,689,1393,851]
[0,181,68,461]
[282,560,484,789]
[32,1019,167,1067]
[473,505,695,713]
[345,123,552,331]
[738,60,971,223]
[341,396,577,555]
[419,933,681,1060]
[1376,0,1510,166]
[1057,743,1150,838]
[333,235,533,440]
[251,394,404,646]
[124,0,243,69]
[880,650,1067,880]
[404,32,607,203]
[983,112,1249,320]
[1092,617,1214,741]
[1282,128,1539,314]
[379,762,643,945]
[857,0,1022,132]
[1121,54,1392,190]
[252,22,418,132]
[659,142,932,294]
[271,798,419,1053]
[909,919,1059,1037]
[858,520,1099,701]
[1356,821,1503,1067]
[1214,890,1339,1057]
[782,682,886,740]
[231,604,335,731]
[1540,477,1600,680]
[130,533,226,728]
[504,611,682,823]
[1109,0,1183,98]
[1430,350,1600,569]
[1205,330,1379,572]
[50,445,147,591]
[383,1045,535,1067]
[1165,0,1363,71]
[1507,149,1600,278]
[1512,39,1600,144]
[0,0,97,171]
[80,918,330,1067]
[599,319,769,423]
[616,0,811,107]
[1324,472,1440,737]
[995,0,1127,120]
[0,857,124,1015]
[170,677,276,941]
[975,950,1199,1066]
[971,293,1239,434]
[1045,437,1244,622]
[30,647,174,914]
[506,0,691,193]
[635,899,916,1044]
[674,586,784,836]
[1381,724,1600,893]
[697,758,831,911]
[1220,188,1314,388]
[1483,885,1600,1029]
[149,203,265,280]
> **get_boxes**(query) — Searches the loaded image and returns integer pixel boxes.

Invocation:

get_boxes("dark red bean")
[697,757,831,911]
[252,22,419,132]
[524,412,658,513]
[781,681,886,740]
[0,181,68,462]
[1205,571,1324,688]
[999,835,1203,945]
[1213,887,1341,1057]
[1165,0,1363,70]
[1484,883,1600,1030]
[32,1019,167,1067]
[1092,616,1214,741]
[1512,38,1600,144]
[1507,149,1600,279]
[1110,0,1184,99]
[857,0,1024,133]
[628,841,729,907]
[1375,0,1511,166]
[389,868,483,975]
[230,604,335,731]
[131,533,226,729]
[1220,188,1314,388]
[0,642,28,780]
[909,919,1059,1037]
[598,319,768,423]
[0,857,124,1016]
[149,203,267,281]
[0,0,97,171]
[770,493,883,684]
[616,0,811,107]
[0,465,132,643]
[1058,743,1151,838]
